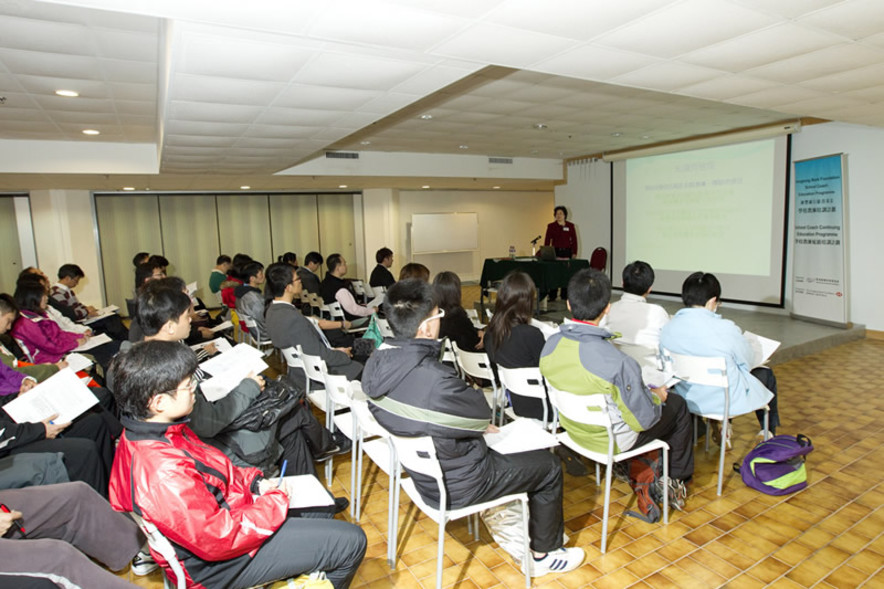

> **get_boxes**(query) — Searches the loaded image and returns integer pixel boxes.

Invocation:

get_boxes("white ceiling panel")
[731,0,843,20]
[746,43,884,84]
[0,16,95,54]
[431,23,579,67]
[275,85,381,110]
[799,64,884,94]
[533,44,661,80]
[293,52,427,90]
[596,0,778,58]
[678,74,779,101]
[100,59,157,84]
[0,49,103,78]
[798,0,884,41]
[171,74,286,106]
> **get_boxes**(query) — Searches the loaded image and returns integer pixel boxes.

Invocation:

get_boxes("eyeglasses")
[159,375,198,397]
[418,308,445,332]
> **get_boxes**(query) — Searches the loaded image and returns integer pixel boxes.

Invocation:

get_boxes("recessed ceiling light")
[641,135,651,140]
[339,184,348,189]
[611,132,622,137]
[122,187,135,191]
[421,185,430,189]
[492,186,501,189]
[82,129,100,135]
[533,123,547,130]
[458,145,469,150]
[240,185,250,190]
[360,141,371,145]
[419,114,433,120]
[56,90,79,97]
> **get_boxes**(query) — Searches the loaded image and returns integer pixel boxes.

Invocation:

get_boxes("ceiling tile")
[293,52,426,90]
[0,49,103,79]
[431,22,579,67]
[533,44,660,80]
[798,0,884,41]
[677,74,779,101]
[730,0,843,20]
[171,74,286,106]
[799,64,884,94]
[746,43,884,84]
[612,61,725,91]
[274,85,381,110]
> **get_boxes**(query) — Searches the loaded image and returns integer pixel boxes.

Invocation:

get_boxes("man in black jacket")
[361,279,584,578]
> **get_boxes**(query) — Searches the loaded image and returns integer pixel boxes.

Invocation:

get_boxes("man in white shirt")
[319,254,377,324]
[602,261,669,350]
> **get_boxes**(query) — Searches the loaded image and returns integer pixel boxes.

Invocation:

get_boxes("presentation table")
[479,257,590,311]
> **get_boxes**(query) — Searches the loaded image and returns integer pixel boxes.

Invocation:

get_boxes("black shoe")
[554,445,588,477]
[332,431,352,454]
[334,496,349,514]
[316,438,352,462]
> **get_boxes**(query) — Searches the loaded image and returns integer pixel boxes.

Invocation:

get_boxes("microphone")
[530,235,542,244]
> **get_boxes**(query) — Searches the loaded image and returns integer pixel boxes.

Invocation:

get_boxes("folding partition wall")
[94,192,358,313]
[0,195,27,293]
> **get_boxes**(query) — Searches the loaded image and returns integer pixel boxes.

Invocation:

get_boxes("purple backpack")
[736,434,813,495]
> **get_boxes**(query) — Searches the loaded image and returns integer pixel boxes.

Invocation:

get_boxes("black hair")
[57,264,85,281]
[266,262,296,298]
[216,254,231,265]
[134,262,164,290]
[375,247,393,264]
[156,276,187,293]
[622,261,655,296]
[230,254,253,281]
[554,205,568,219]
[147,254,169,268]
[0,293,18,317]
[132,252,150,267]
[241,261,265,283]
[681,272,721,307]
[399,263,429,282]
[384,279,438,338]
[110,340,198,420]
[304,251,323,266]
[567,268,611,321]
[326,253,344,274]
[13,276,47,314]
[486,271,536,351]
[277,252,297,266]
[136,281,192,337]
[432,271,463,314]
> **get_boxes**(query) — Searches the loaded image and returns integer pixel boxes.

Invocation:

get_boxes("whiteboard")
[411,213,479,254]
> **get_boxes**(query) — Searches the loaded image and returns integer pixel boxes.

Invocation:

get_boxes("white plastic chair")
[375,317,395,338]
[497,366,557,431]
[547,386,670,554]
[661,349,770,496]
[240,313,275,357]
[388,434,531,589]
[452,342,503,425]
[351,280,368,304]
[348,381,396,524]
[279,345,324,410]
[129,513,186,589]
[465,308,485,329]
[301,349,353,486]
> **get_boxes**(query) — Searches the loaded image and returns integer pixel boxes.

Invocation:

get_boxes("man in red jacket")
[108,340,366,589]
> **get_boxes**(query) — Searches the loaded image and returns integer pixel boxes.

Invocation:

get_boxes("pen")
[277,460,287,487]
[0,503,26,537]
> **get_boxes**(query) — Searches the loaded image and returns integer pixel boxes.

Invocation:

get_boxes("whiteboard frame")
[410,212,479,254]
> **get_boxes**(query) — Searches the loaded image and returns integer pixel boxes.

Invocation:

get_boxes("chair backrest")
[298,346,327,387]
[129,513,186,589]
[350,382,388,439]
[452,342,495,384]
[376,317,395,338]
[280,346,304,370]
[547,387,614,443]
[497,366,554,427]
[662,350,728,388]
[242,314,269,344]
[389,435,443,481]
[323,370,353,408]
[351,280,366,297]
[327,301,345,321]
[589,247,607,271]
[13,337,36,363]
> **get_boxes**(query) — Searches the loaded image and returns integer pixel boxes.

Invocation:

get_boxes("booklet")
[743,331,781,368]
[187,281,198,296]
[80,305,120,325]
[73,333,112,352]
[484,418,558,455]
[268,474,335,509]
[3,368,98,425]
[198,344,268,402]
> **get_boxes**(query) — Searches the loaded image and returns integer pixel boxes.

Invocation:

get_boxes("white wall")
[397,190,554,282]
[29,189,105,305]
[790,122,884,330]
[361,188,399,279]
[555,159,612,273]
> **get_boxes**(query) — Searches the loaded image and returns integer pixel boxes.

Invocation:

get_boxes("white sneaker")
[529,546,585,577]
[131,549,158,576]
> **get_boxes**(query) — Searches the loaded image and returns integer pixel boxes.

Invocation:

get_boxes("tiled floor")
[119,337,884,588]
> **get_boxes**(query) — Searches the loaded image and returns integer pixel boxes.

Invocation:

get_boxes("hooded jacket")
[361,338,493,508]
[540,321,661,454]
[109,417,288,588]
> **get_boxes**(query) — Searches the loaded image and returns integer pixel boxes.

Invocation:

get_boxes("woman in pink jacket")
[11,276,85,364]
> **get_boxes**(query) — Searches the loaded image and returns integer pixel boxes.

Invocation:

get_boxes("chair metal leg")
[387,443,400,569]
[662,446,669,525]
[520,497,531,588]
[350,421,359,519]
[436,517,446,589]
[763,407,770,441]
[595,462,601,486]
[716,420,727,496]
[601,462,613,554]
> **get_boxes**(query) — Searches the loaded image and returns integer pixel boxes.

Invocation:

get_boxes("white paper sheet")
[484,418,558,454]
[210,320,233,333]
[80,305,120,325]
[190,337,232,355]
[743,331,781,368]
[187,281,198,295]
[198,344,268,401]
[73,333,111,351]
[64,352,94,373]
[3,368,98,424]
[268,474,335,508]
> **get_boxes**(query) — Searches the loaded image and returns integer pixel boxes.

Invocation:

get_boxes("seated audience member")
[12,276,119,371]
[109,340,366,589]
[398,262,430,282]
[540,269,693,509]
[132,252,150,268]
[0,452,69,489]
[235,261,267,332]
[0,293,63,382]
[363,279,584,576]
[50,264,129,340]
[297,251,323,296]
[434,271,483,352]
[278,251,298,267]
[0,482,146,587]
[134,261,166,292]
[266,263,363,383]
[320,254,377,323]
[221,253,252,310]
[660,272,780,440]
[137,280,347,475]
[208,254,232,297]
[602,260,669,350]
[369,247,396,289]
[21,267,79,323]
[147,254,169,274]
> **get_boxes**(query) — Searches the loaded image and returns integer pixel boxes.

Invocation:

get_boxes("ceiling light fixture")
[82,129,100,135]
[339,184,348,188]
[611,132,622,137]
[240,185,250,190]
[533,123,547,129]
[641,135,651,140]
[419,114,433,120]
[56,90,79,97]
[421,185,430,189]
[458,145,469,150]
[360,141,371,145]
[492,186,501,189]
[122,187,135,191]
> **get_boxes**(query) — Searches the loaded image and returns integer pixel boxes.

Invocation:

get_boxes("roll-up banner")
[791,154,849,327]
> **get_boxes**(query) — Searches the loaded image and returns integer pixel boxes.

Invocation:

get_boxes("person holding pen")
[109,340,366,589]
